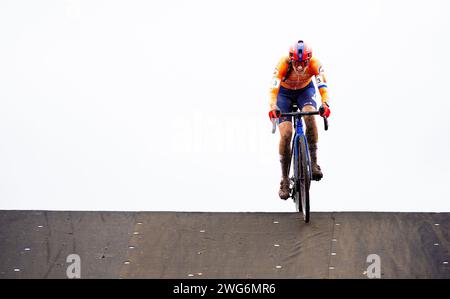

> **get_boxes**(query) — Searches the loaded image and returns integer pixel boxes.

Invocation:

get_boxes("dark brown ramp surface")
[0,211,449,278]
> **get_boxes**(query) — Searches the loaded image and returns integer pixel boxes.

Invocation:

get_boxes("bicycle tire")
[298,136,311,223]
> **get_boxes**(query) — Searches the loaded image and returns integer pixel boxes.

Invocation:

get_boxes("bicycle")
[272,105,328,223]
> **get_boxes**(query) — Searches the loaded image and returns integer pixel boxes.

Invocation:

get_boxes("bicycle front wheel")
[297,136,311,223]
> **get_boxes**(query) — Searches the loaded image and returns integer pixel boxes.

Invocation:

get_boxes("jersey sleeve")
[310,58,330,104]
[269,56,289,109]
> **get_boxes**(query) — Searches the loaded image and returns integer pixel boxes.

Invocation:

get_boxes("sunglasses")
[292,59,310,68]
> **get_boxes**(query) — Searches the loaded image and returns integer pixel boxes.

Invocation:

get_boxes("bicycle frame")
[273,110,325,179]
[271,110,328,222]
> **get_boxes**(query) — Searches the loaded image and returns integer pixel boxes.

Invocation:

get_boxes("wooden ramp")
[0,211,448,278]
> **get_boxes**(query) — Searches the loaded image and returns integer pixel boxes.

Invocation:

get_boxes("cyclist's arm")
[269,56,289,109]
[311,58,330,106]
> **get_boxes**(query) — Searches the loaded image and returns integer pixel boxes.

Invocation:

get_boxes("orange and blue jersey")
[269,56,329,109]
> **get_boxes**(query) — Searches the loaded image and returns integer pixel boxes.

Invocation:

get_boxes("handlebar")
[271,111,328,134]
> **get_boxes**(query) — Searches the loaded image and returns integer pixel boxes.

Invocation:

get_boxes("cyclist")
[268,40,331,200]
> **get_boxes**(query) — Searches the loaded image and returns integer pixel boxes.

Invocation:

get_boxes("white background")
[1,0,449,212]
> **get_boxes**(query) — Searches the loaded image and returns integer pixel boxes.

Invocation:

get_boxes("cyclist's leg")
[296,81,323,180]
[276,86,294,199]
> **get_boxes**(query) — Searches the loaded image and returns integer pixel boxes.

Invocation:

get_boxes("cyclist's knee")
[302,104,316,112]
[302,105,317,125]
[279,122,292,141]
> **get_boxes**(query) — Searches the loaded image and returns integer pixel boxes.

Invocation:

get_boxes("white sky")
[1,0,449,212]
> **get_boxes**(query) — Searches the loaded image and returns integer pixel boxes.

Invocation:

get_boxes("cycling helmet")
[289,40,313,62]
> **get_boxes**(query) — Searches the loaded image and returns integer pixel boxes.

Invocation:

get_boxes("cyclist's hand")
[268,107,281,120]
[319,102,330,118]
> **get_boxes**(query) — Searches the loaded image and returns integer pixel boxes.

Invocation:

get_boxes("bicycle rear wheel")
[296,136,311,223]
